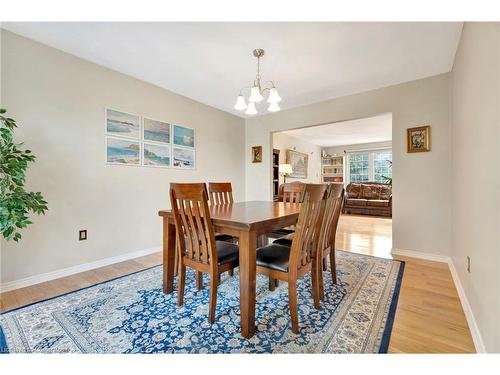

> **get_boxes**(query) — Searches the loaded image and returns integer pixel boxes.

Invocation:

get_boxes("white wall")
[323,140,392,156]
[272,132,321,185]
[451,22,500,353]
[246,74,452,257]
[0,31,246,284]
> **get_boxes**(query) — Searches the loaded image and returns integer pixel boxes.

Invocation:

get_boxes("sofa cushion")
[379,185,392,200]
[346,183,361,198]
[346,198,368,206]
[361,184,380,199]
[366,199,390,207]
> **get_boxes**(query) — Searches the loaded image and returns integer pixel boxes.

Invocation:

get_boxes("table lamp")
[279,164,293,184]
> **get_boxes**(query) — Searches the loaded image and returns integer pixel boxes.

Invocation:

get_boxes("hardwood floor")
[0,214,475,353]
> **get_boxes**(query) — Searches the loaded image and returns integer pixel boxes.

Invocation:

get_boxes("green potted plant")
[0,108,48,242]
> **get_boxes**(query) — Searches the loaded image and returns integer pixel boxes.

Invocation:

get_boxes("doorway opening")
[271,113,393,258]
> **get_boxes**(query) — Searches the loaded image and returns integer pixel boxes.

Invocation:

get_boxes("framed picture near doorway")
[286,149,308,178]
[407,125,431,153]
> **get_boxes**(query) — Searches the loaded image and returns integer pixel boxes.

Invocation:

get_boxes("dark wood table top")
[158,201,300,231]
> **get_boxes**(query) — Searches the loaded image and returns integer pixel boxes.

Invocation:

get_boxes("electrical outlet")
[467,256,471,273]
[79,229,87,241]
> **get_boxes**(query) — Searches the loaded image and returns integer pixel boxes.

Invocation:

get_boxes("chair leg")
[208,274,218,324]
[288,281,299,334]
[268,276,276,291]
[174,249,179,277]
[322,257,327,271]
[177,265,186,306]
[330,249,337,285]
[311,259,322,309]
[196,271,203,290]
[319,258,325,301]
[228,269,234,277]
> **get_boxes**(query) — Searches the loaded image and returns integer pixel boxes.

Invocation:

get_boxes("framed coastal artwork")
[105,108,140,139]
[173,147,195,169]
[143,118,171,144]
[143,142,171,168]
[173,125,195,148]
[105,137,141,166]
[407,125,431,153]
[286,149,308,179]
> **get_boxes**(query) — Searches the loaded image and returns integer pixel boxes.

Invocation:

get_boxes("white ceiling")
[2,22,462,118]
[281,113,392,147]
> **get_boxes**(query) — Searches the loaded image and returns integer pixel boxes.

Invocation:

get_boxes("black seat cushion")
[256,244,291,272]
[267,228,295,238]
[216,241,239,265]
[273,233,294,247]
[215,234,236,242]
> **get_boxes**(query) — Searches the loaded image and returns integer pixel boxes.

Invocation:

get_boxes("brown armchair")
[343,182,392,217]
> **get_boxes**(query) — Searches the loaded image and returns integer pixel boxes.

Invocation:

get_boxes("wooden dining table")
[158,201,301,339]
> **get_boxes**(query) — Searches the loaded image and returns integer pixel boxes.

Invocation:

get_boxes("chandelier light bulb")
[267,102,280,112]
[234,94,247,111]
[245,101,258,115]
[249,85,264,103]
[267,87,282,104]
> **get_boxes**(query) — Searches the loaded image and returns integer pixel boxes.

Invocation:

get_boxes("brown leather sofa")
[343,182,392,217]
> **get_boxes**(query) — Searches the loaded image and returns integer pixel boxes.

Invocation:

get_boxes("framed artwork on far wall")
[173,147,195,169]
[173,124,195,148]
[143,118,171,144]
[105,136,141,166]
[105,108,141,139]
[286,149,308,179]
[252,146,262,163]
[143,142,171,168]
[407,125,431,153]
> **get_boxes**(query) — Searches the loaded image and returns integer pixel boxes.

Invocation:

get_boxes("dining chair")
[255,183,327,333]
[208,182,234,205]
[274,184,344,303]
[207,182,238,278]
[268,182,306,239]
[170,182,240,324]
[315,184,344,301]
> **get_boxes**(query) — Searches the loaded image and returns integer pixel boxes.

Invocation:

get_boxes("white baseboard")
[391,248,486,353]
[447,261,486,353]
[391,248,450,263]
[0,246,161,293]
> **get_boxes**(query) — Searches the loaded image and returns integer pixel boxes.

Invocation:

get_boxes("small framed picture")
[173,147,195,169]
[105,108,141,139]
[143,142,171,168]
[143,118,171,144]
[106,136,141,166]
[407,125,431,153]
[252,146,262,163]
[173,124,195,148]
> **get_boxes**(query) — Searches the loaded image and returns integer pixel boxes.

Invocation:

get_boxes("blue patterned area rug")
[0,251,404,354]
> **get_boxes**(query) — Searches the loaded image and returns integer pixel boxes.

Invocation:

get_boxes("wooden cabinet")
[272,149,280,201]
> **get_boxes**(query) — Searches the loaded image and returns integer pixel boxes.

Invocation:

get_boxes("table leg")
[238,230,257,338]
[163,217,177,294]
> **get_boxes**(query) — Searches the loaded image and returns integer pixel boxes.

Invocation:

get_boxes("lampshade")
[234,95,247,111]
[267,87,282,103]
[267,102,280,112]
[279,164,293,175]
[249,85,264,103]
[244,101,258,115]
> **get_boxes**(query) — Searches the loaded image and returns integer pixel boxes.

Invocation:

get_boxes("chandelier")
[234,48,282,115]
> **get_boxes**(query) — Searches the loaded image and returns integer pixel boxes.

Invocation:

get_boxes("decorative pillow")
[347,183,361,198]
[361,184,380,199]
[379,185,392,200]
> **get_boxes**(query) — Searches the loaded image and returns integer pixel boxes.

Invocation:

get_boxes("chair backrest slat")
[208,182,234,205]
[170,183,217,266]
[282,182,305,203]
[289,184,327,272]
